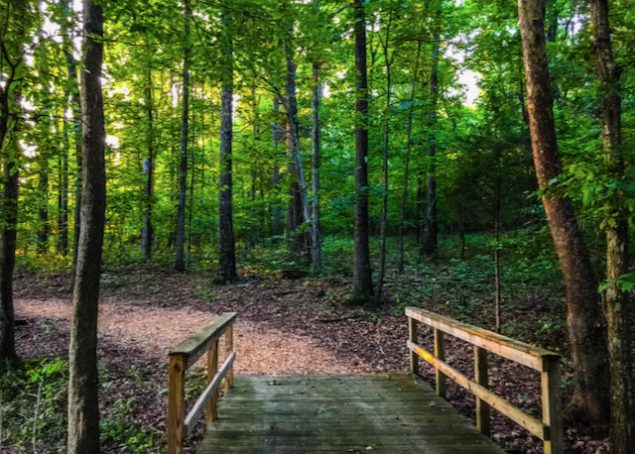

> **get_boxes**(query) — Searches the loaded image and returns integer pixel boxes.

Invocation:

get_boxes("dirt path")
[15,298,370,375]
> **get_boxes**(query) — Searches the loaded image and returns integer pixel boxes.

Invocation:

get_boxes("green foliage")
[101,397,158,454]
[0,359,161,453]
[0,358,68,450]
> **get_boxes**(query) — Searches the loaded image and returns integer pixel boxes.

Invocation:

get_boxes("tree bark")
[311,61,322,274]
[175,0,191,272]
[284,36,311,255]
[494,174,502,333]
[59,121,69,256]
[67,1,106,451]
[352,0,373,302]
[141,47,154,260]
[423,0,442,257]
[376,13,394,298]
[37,154,49,254]
[271,98,282,240]
[398,40,422,273]
[0,0,26,374]
[218,9,237,283]
[590,0,633,450]
[517,0,610,424]
[0,143,19,372]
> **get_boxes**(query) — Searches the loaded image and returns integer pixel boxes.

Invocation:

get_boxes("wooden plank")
[167,355,185,454]
[224,325,234,391]
[474,346,491,436]
[206,340,219,423]
[169,312,236,368]
[408,340,547,439]
[406,307,559,371]
[408,317,419,374]
[198,375,504,453]
[185,351,236,436]
[541,356,563,454]
[434,329,447,398]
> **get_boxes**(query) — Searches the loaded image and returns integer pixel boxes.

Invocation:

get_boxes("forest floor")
[8,265,609,453]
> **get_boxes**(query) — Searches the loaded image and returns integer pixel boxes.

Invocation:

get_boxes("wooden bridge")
[167,309,564,454]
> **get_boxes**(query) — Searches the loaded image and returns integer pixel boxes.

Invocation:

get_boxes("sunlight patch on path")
[16,298,370,375]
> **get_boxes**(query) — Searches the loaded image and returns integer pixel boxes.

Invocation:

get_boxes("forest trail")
[15,297,367,375]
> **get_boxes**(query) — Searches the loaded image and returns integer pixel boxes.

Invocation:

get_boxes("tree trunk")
[67,1,106,451]
[494,175,502,333]
[376,14,394,299]
[423,0,441,257]
[398,40,422,273]
[175,0,191,272]
[284,36,311,253]
[0,144,19,372]
[37,155,49,254]
[141,49,154,260]
[0,0,26,372]
[218,9,237,283]
[271,98,282,240]
[311,62,322,274]
[517,0,610,424]
[590,0,633,450]
[59,121,69,256]
[352,0,373,302]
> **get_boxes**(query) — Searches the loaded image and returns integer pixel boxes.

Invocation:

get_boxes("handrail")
[406,306,563,454]
[167,312,237,454]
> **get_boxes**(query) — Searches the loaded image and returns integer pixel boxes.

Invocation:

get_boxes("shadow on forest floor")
[7,266,609,453]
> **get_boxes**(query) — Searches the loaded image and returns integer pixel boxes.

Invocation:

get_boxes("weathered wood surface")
[198,374,503,453]
[406,307,559,371]
[169,312,236,368]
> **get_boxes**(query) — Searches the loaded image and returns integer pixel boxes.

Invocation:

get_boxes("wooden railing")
[406,307,563,454]
[167,312,237,454]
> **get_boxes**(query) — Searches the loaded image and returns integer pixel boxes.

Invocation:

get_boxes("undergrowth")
[0,359,160,453]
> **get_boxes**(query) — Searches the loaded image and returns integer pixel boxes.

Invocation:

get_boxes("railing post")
[474,346,491,436]
[206,340,219,423]
[167,354,185,454]
[434,328,446,398]
[408,317,419,375]
[541,355,563,454]
[224,325,234,391]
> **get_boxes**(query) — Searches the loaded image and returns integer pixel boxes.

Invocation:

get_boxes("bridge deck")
[198,374,504,453]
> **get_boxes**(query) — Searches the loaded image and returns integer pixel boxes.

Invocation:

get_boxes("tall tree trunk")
[493,171,502,333]
[37,155,49,254]
[0,0,26,372]
[546,0,559,42]
[517,0,610,424]
[398,41,422,273]
[416,172,425,245]
[286,119,304,254]
[271,98,282,240]
[67,1,106,451]
[590,1,632,450]
[141,49,154,260]
[423,0,441,257]
[0,143,19,372]
[376,14,394,299]
[352,0,373,302]
[59,121,69,256]
[218,9,237,283]
[284,36,311,255]
[57,0,75,259]
[175,0,191,272]
[186,89,199,268]
[311,61,322,274]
